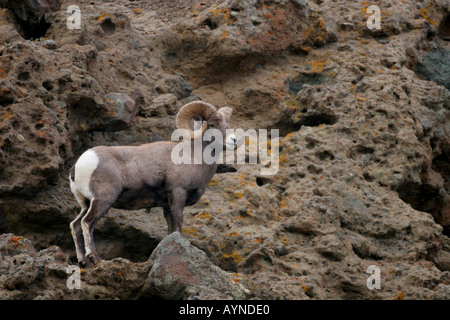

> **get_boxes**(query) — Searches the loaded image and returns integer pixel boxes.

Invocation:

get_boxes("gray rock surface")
[143,232,249,299]
[416,45,450,90]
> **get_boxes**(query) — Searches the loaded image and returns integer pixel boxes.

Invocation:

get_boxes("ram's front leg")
[168,188,187,233]
[163,206,175,234]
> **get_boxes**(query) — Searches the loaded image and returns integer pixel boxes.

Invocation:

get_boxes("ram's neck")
[195,139,221,180]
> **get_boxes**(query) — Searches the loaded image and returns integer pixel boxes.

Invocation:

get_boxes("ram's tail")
[69,165,75,182]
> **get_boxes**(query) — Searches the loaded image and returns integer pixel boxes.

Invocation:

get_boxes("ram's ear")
[218,107,233,120]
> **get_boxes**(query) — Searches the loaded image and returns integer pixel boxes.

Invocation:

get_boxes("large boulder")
[142,232,249,300]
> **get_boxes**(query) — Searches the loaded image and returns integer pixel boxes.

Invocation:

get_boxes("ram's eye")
[209,123,216,128]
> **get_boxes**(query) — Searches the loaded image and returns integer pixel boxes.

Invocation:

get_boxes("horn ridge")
[175,101,217,139]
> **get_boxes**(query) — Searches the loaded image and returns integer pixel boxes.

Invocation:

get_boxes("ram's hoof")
[78,258,91,268]
[86,253,102,266]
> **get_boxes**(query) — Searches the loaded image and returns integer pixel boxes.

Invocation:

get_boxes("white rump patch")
[71,149,99,200]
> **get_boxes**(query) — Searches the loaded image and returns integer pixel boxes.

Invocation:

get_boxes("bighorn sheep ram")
[69,101,236,266]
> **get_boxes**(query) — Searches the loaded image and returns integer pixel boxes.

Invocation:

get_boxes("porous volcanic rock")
[0,0,449,300]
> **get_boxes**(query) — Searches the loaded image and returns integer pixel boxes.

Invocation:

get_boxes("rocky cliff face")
[0,0,449,299]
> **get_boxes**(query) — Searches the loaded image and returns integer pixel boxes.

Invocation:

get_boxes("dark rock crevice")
[396,181,447,234]
[438,14,450,41]
[1,0,61,40]
[396,140,450,237]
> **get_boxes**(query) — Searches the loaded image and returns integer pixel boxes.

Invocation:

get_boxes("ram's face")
[207,107,237,149]
[175,101,236,147]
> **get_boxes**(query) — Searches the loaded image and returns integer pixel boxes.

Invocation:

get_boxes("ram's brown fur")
[69,101,235,267]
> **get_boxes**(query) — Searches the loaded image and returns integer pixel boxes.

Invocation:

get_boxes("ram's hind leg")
[81,198,113,266]
[70,192,89,266]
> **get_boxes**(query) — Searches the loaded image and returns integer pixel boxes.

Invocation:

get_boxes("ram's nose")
[230,135,237,146]
[226,134,238,149]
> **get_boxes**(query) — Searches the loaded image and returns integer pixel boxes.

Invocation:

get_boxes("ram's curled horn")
[175,101,217,140]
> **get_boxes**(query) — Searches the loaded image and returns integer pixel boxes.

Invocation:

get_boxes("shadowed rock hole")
[92,226,161,263]
[295,114,338,129]
[277,113,338,136]
[16,18,51,40]
[363,172,375,182]
[432,147,450,193]
[200,18,218,30]
[396,180,448,237]
[438,14,450,41]
[315,150,335,161]
[0,98,14,107]
[256,177,272,186]
[216,164,237,174]
[101,18,116,35]
[42,80,53,91]
[18,72,30,81]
